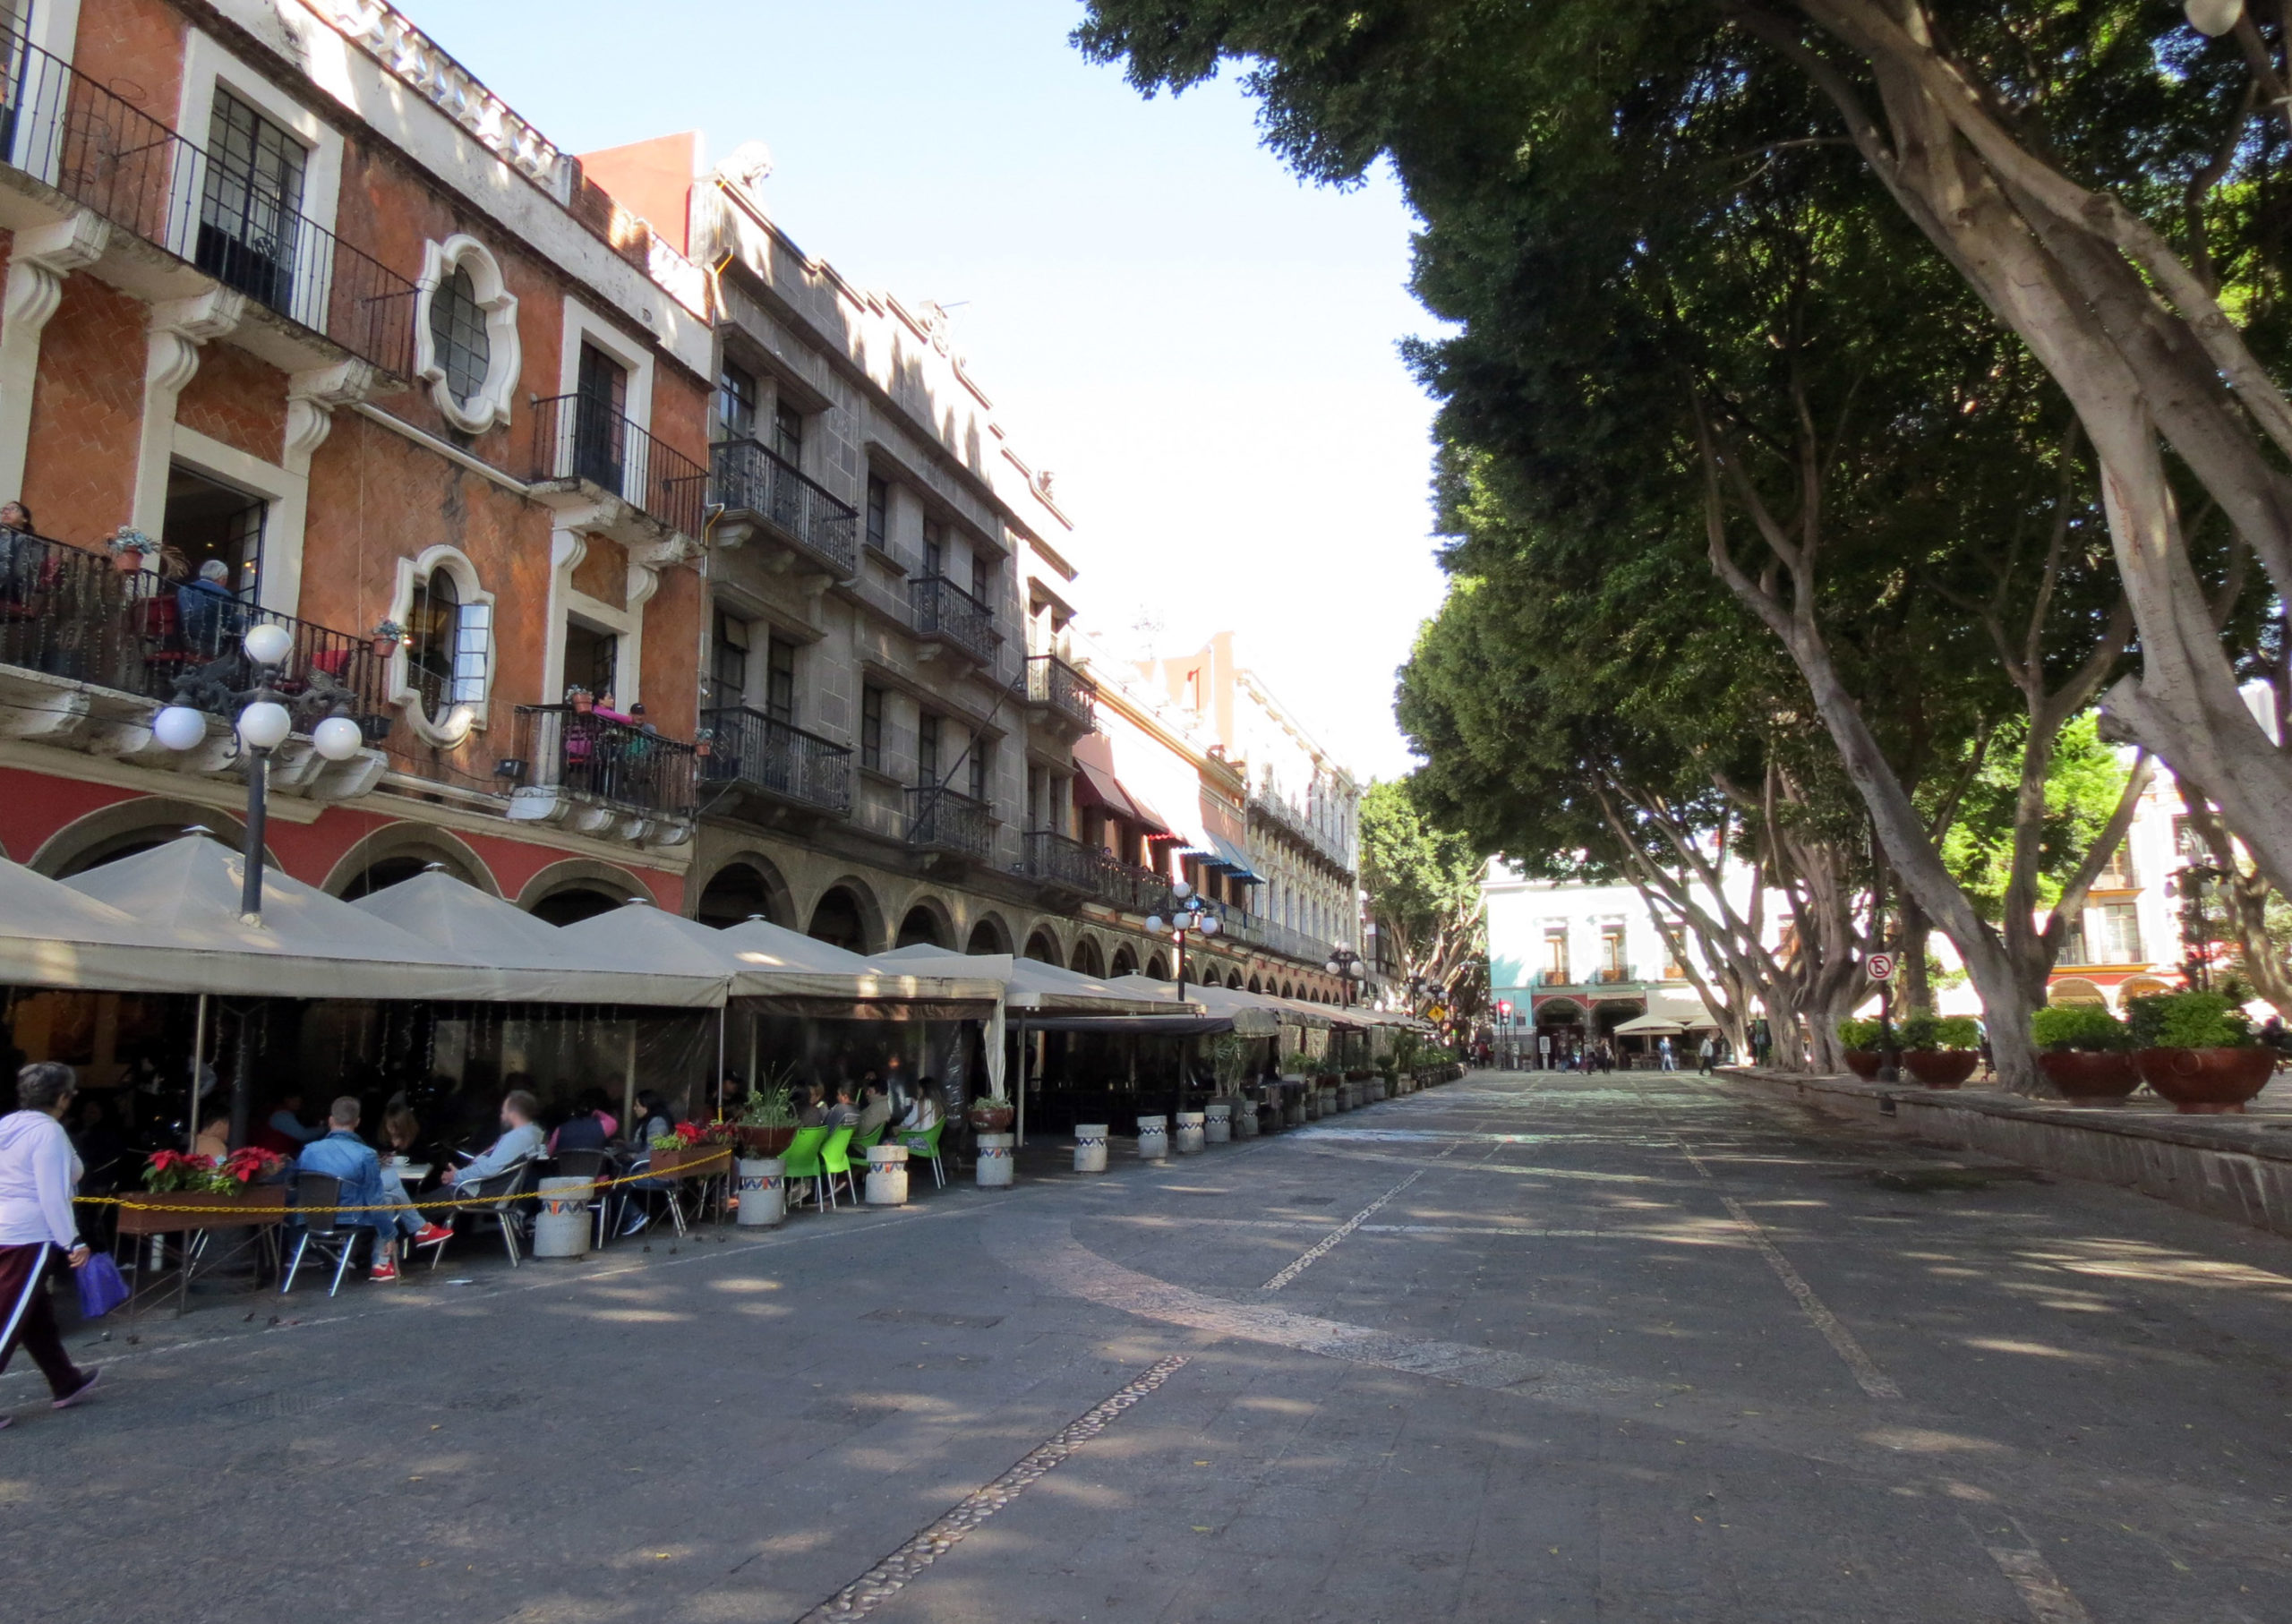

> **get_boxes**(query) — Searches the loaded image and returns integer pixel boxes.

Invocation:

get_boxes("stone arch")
[808,877,885,953]
[1279,980,1296,1000]
[2117,974,2176,1006]
[1023,927,1062,965]
[1227,970,1244,989]
[965,912,1013,956]
[321,822,500,898]
[1246,975,1262,994]
[896,893,955,949]
[2046,977,2109,1006]
[31,797,254,879]
[517,858,654,925]
[1109,943,1139,979]
[691,852,795,927]
[1145,952,1171,980]
[1070,935,1106,978]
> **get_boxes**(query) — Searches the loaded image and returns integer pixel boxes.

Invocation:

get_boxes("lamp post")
[151,620,365,921]
[1323,945,1366,1008]
[1145,878,1221,998]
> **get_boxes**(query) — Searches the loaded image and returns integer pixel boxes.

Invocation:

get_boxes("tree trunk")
[1899,891,1932,1017]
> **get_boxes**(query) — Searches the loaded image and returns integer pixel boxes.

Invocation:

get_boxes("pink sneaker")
[52,1368,100,1410]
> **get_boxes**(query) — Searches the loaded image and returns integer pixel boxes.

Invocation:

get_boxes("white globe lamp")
[151,705,208,752]
[236,700,293,752]
[2186,0,2244,35]
[1170,878,1193,901]
[1145,914,1165,935]
[1199,915,1219,936]
[242,621,293,667]
[311,715,363,761]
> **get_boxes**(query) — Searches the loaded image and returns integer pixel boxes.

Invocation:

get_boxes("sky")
[393,0,1450,782]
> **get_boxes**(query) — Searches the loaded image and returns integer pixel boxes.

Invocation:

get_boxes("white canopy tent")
[1103,972,1294,1037]
[559,902,1005,1008]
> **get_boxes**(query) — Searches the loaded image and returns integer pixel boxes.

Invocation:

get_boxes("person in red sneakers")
[296,1097,448,1282]
[0,1063,100,1424]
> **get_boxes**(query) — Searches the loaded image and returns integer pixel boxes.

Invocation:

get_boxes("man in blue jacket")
[297,1098,446,1282]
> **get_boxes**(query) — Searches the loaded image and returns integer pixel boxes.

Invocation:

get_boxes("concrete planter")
[735,1158,786,1227]
[1073,1124,1109,1173]
[2135,1047,2276,1115]
[2036,1052,2141,1107]
[867,1143,911,1205]
[975,1133,1015,1187]
[1204,1100,1232,1143]
[1903,1050,1980,1089]
[1232,1101,1260,1139]
[533,1176,592,1258]
[1174,1110,1206,1155]
[1317,1085,1338,1115]
[1135,1115,1168,1158]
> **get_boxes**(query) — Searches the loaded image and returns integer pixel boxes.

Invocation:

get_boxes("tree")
[1075,0,2292,941]
[1358,778,1487,1023]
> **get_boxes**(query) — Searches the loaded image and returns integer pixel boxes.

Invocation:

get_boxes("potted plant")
[646,1119,724,1175]
[106,526,155,573]
[694,725,715,760]
[731,1083,799,1155]
[2030,1004,2139,1105]
[968,1092,1015,1133]
[2128,991,2274,1114]
[1835,1017,1886,1081]
[565,684,594,714]
[1898,1013,1982,1088]
[120,1148,289,1233]
[371,618,406,658]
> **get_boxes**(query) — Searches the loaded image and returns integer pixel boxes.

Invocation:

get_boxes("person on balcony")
[0,502,38,607]
[177,559,244,657]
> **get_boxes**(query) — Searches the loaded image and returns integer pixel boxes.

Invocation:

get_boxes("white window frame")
[414,235,520,433]
[386,544,497,746]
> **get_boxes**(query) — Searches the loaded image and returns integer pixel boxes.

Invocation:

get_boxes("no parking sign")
[1866,953,1896,982]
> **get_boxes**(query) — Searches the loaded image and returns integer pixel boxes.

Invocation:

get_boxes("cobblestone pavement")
[8,1070,2292,1623]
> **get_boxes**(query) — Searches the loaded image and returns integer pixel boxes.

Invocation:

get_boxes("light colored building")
[1483,865,1715,1056]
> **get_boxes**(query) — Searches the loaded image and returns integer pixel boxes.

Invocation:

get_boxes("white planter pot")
[1232,1102,1260,1139]
[1317,1086,1338,1116]
[1204,1099,1232,1143]
[735,1158,786,1227]
[533,1176,592,1258]
[1175,1110,1206,1155]
[976,1132,1015,1188]
[1135,1114,1168,1158]
[866,1143,910,1206]
[1073,1124,1109,1174]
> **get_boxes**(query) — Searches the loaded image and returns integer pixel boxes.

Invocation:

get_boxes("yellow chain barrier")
[73,1147,735,1216]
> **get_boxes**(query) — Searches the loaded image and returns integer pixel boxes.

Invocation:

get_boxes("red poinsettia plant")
[141,1150,217,1192]
[215,1147,287,1188]
[649,1119,711,1151]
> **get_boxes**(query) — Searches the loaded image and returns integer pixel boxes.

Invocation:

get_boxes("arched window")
[406,563,488,726]
[428,263,490,408]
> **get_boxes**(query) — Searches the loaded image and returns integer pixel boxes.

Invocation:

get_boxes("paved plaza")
[7,1071,2290,1622]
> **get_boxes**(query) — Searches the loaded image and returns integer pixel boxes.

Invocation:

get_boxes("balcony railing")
[1209,904,1330,967]
[0,531,388,728]
[909,575,995,664]
[1247,787,1350,871]
[700,705,851,816]
[531,395,709,537]
[1025,830,1099,894]
[1532,969,1578,988]
[512,704,696,818]
[1026,654,1096,730]
[1592,965,1638,986]
[0,25,417,374]
[709,439,858,578]
[906,784,993,860]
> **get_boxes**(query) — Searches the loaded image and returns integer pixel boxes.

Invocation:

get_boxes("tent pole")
[715,1005,727,1120]
[184,992,208,1152]
[1013,1017,1026,1147]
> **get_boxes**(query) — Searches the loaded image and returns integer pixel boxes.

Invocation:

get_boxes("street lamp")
[152,620,363,922]
[1323,945,1366,1008]
[1145,877,1220,998]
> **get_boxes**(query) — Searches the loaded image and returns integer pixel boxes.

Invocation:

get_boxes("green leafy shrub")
[1899,1013,1980,1052]
[2030,1004,2130,1054]
[1836,1017,1884,1051]
[2125,991,2254,1050]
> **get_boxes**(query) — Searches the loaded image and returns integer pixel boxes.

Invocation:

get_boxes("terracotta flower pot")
[116,1184,288,1235]
[1903,1050,1979,1089]
[968,1102,1014,1133]
[372,636,400,659]
[1843,1049,1884,1081]
[2134,1047,2276,1115]
[2036,1051,2141,1106]
[113,549,146,574]
[733,1124,796,1155]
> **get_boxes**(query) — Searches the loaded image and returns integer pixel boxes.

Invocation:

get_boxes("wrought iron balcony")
[509,703,696,820]
[905,784,993,861]
[531,395,709,538]
[1532,969,1578,988]
[0,24,416,374]
[1025,654,1095,730]
[1025,830,1099,894]
[0,531,388,730]
[1247,786,1351,872]
[700,705,851,817]
[1592,965,1638,986]
[909,575,995,664]
[709,438,858,579]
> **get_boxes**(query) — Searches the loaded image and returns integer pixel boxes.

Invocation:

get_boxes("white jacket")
[0,1110,81,1250]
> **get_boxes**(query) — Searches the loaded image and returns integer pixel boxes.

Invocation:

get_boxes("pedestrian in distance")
[0,1062,103,1423]
[1659,1036,1676,1073]
[1698,1036,1715,1075]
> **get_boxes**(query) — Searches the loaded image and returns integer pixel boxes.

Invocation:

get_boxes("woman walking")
[0,1063,101,1424]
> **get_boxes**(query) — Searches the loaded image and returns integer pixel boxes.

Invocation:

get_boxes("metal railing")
[0,531,387,728]
[700,705,851,816]
[1025,654,1095,729]
[1024,830,1099,893]
[1210,903,1330,967]
[909,575,995,664]
[1592,965,1638,985]
[531,396,709,537]
[512,704,696,818]
[709,439,858,577]
[1532,969,1578,988]
[1247,787,1350,871]
[906,784,992,859]
[0,26,416,374]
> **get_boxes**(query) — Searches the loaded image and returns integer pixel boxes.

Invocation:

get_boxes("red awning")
[1071,733,1170,834]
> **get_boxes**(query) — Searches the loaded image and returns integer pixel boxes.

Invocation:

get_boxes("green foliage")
[2030,1004,2131,1054]
[733,1064,801,1126]
[1359,779,1485,997]
[1210,1033,1253,1091]
[1835,1018,1884,1051]
[1899,1013,1980,1053]
[2126,992,2254,1051]
[1935,716,2133,922]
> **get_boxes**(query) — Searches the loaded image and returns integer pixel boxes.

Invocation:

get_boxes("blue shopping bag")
[74,1252,129,1319]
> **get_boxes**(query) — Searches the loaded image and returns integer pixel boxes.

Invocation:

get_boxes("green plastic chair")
[778,1126,831,1210]
[902,1119,946,1189]
[850,1121,887,1157]
[819,1126,857,1209]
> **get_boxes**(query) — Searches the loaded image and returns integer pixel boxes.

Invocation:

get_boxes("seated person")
[439,1090,544,1190]
[296,1096,449,1282]
[255,1090,324,1155]
[825,1082,862,1130]
[380,1094,422,1161]
[794,1085,828,1129]
[855,1082,893,1139]
[628,1088,677,1149]
[901,1080,945,1133]
[548,1091,611,1156]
